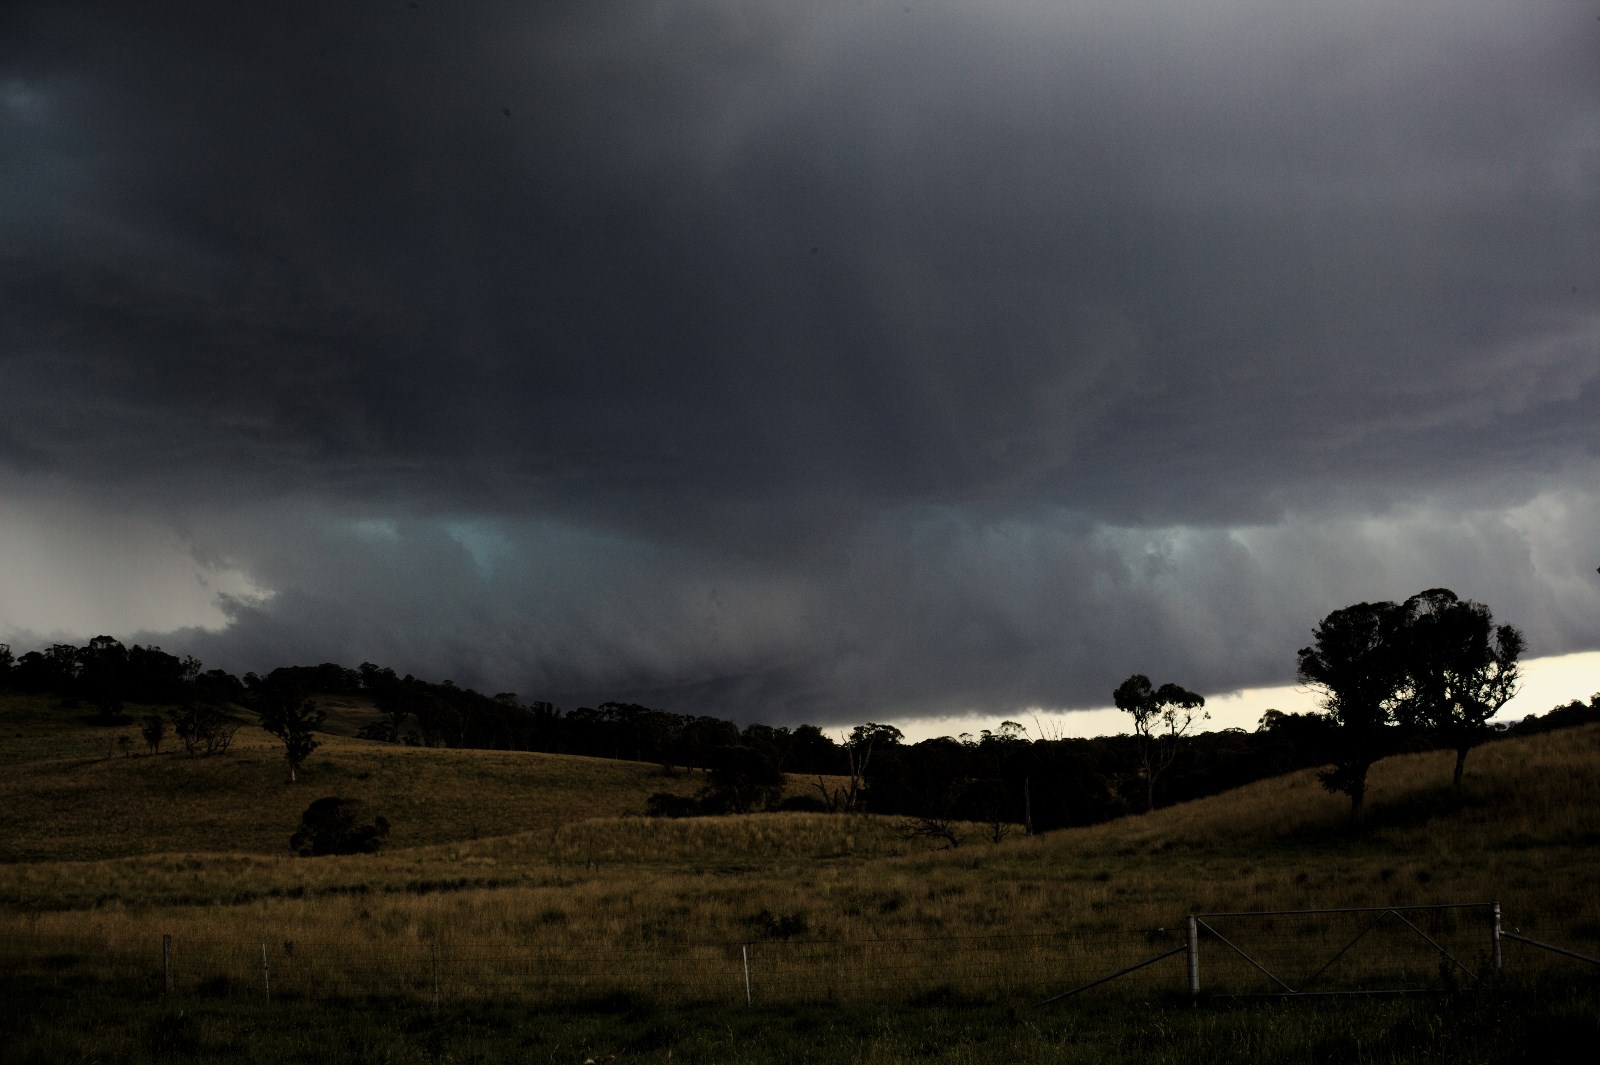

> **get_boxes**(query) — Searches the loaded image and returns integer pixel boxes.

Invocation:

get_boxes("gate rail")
[1189,903,1495,998]
[1500,930,1600,968]
[1041,901,1600,1004]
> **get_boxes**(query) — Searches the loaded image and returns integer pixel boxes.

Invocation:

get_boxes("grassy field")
[2,693,1598,1061]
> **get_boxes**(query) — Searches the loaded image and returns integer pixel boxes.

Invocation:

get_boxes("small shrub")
[169,705,237,757]
[356,719,395,742]
[773,794,830,813]
[748,909,809,940]
[289,796,391,856]
[139,714,166,754]
[645,792,702,818]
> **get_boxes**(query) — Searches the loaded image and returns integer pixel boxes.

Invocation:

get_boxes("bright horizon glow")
[890,650,1600,743]
[0,497,264,642]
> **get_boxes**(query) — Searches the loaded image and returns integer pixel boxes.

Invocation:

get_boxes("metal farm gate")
[1188,903,1497,997]
[1044,902,1600,1003]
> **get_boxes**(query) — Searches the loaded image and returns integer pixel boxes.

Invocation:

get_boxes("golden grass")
[0,697,848,864]
[3,693,1597,1006]
[0,727,712,862]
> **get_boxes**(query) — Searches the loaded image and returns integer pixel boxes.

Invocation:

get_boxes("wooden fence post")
[742,944,752,1006]
[261,943,271,1002]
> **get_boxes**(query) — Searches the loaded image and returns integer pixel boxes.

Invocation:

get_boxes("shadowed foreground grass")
[3,971,1597,1064]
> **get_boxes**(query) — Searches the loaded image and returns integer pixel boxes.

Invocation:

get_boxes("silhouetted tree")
[701,744,786,813]
[409,683,467,748]
[1252,709,1339,776]
[139,714,167,755]
[842,722,902,812]
[1112,674,1207,812]
[1396,588,1525,787]
[266,663,362,695]
[676,715,741,773]
[257,688,325,782]
[786,723,840,775]
[357,663,406,741]
[9,651,47,693]
[740,722,789,768]
[1297,601,1409,826]
[123,644,189,704]
[168,703,238,756]
[1507,693,1600,736]
[46,644,84,692]
[897,813,962,849]
[78,636,130,720]
[192,667,245,706]
[864,734,966,822]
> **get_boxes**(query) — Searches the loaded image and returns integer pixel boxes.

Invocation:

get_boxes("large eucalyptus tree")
[1112,674,1207,812]
[1296,601,1410,826]
[1397,588,1524,788]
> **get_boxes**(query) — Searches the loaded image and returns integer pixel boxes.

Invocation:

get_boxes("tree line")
[0,584,1592,833]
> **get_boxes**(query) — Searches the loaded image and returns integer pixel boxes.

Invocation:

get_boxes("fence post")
[261,943,271,1002]
[1491,901,1503,976]
[1187,916,1200,1000]
[742,944,752,1006]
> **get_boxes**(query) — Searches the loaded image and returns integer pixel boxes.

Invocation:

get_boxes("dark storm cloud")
[4,2,1599,722]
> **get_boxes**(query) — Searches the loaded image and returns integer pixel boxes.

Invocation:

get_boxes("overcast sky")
[3,1,1597,729]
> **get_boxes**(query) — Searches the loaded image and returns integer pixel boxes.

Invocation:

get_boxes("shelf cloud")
[3,1,1597,723]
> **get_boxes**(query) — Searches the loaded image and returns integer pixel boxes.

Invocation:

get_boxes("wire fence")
[3,904,1595,1008]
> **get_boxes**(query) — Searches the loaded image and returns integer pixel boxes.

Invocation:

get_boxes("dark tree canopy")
[701,743,787,813]
[256,686,326,782]
[79,636,130,721]
[290,797,390,857]
[1296,600,1410,825]
[1396,588,1525,786]
[1112,674,1206,812]
[1297,589,1527,823]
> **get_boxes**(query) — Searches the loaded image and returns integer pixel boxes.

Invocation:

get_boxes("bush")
[748,909,809,939]
[169,705,238,756]
[772,794,830,813]
[700,744,785,813]
[139,714,167,754]
[289,797,390,856]
[645,792,702,818]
